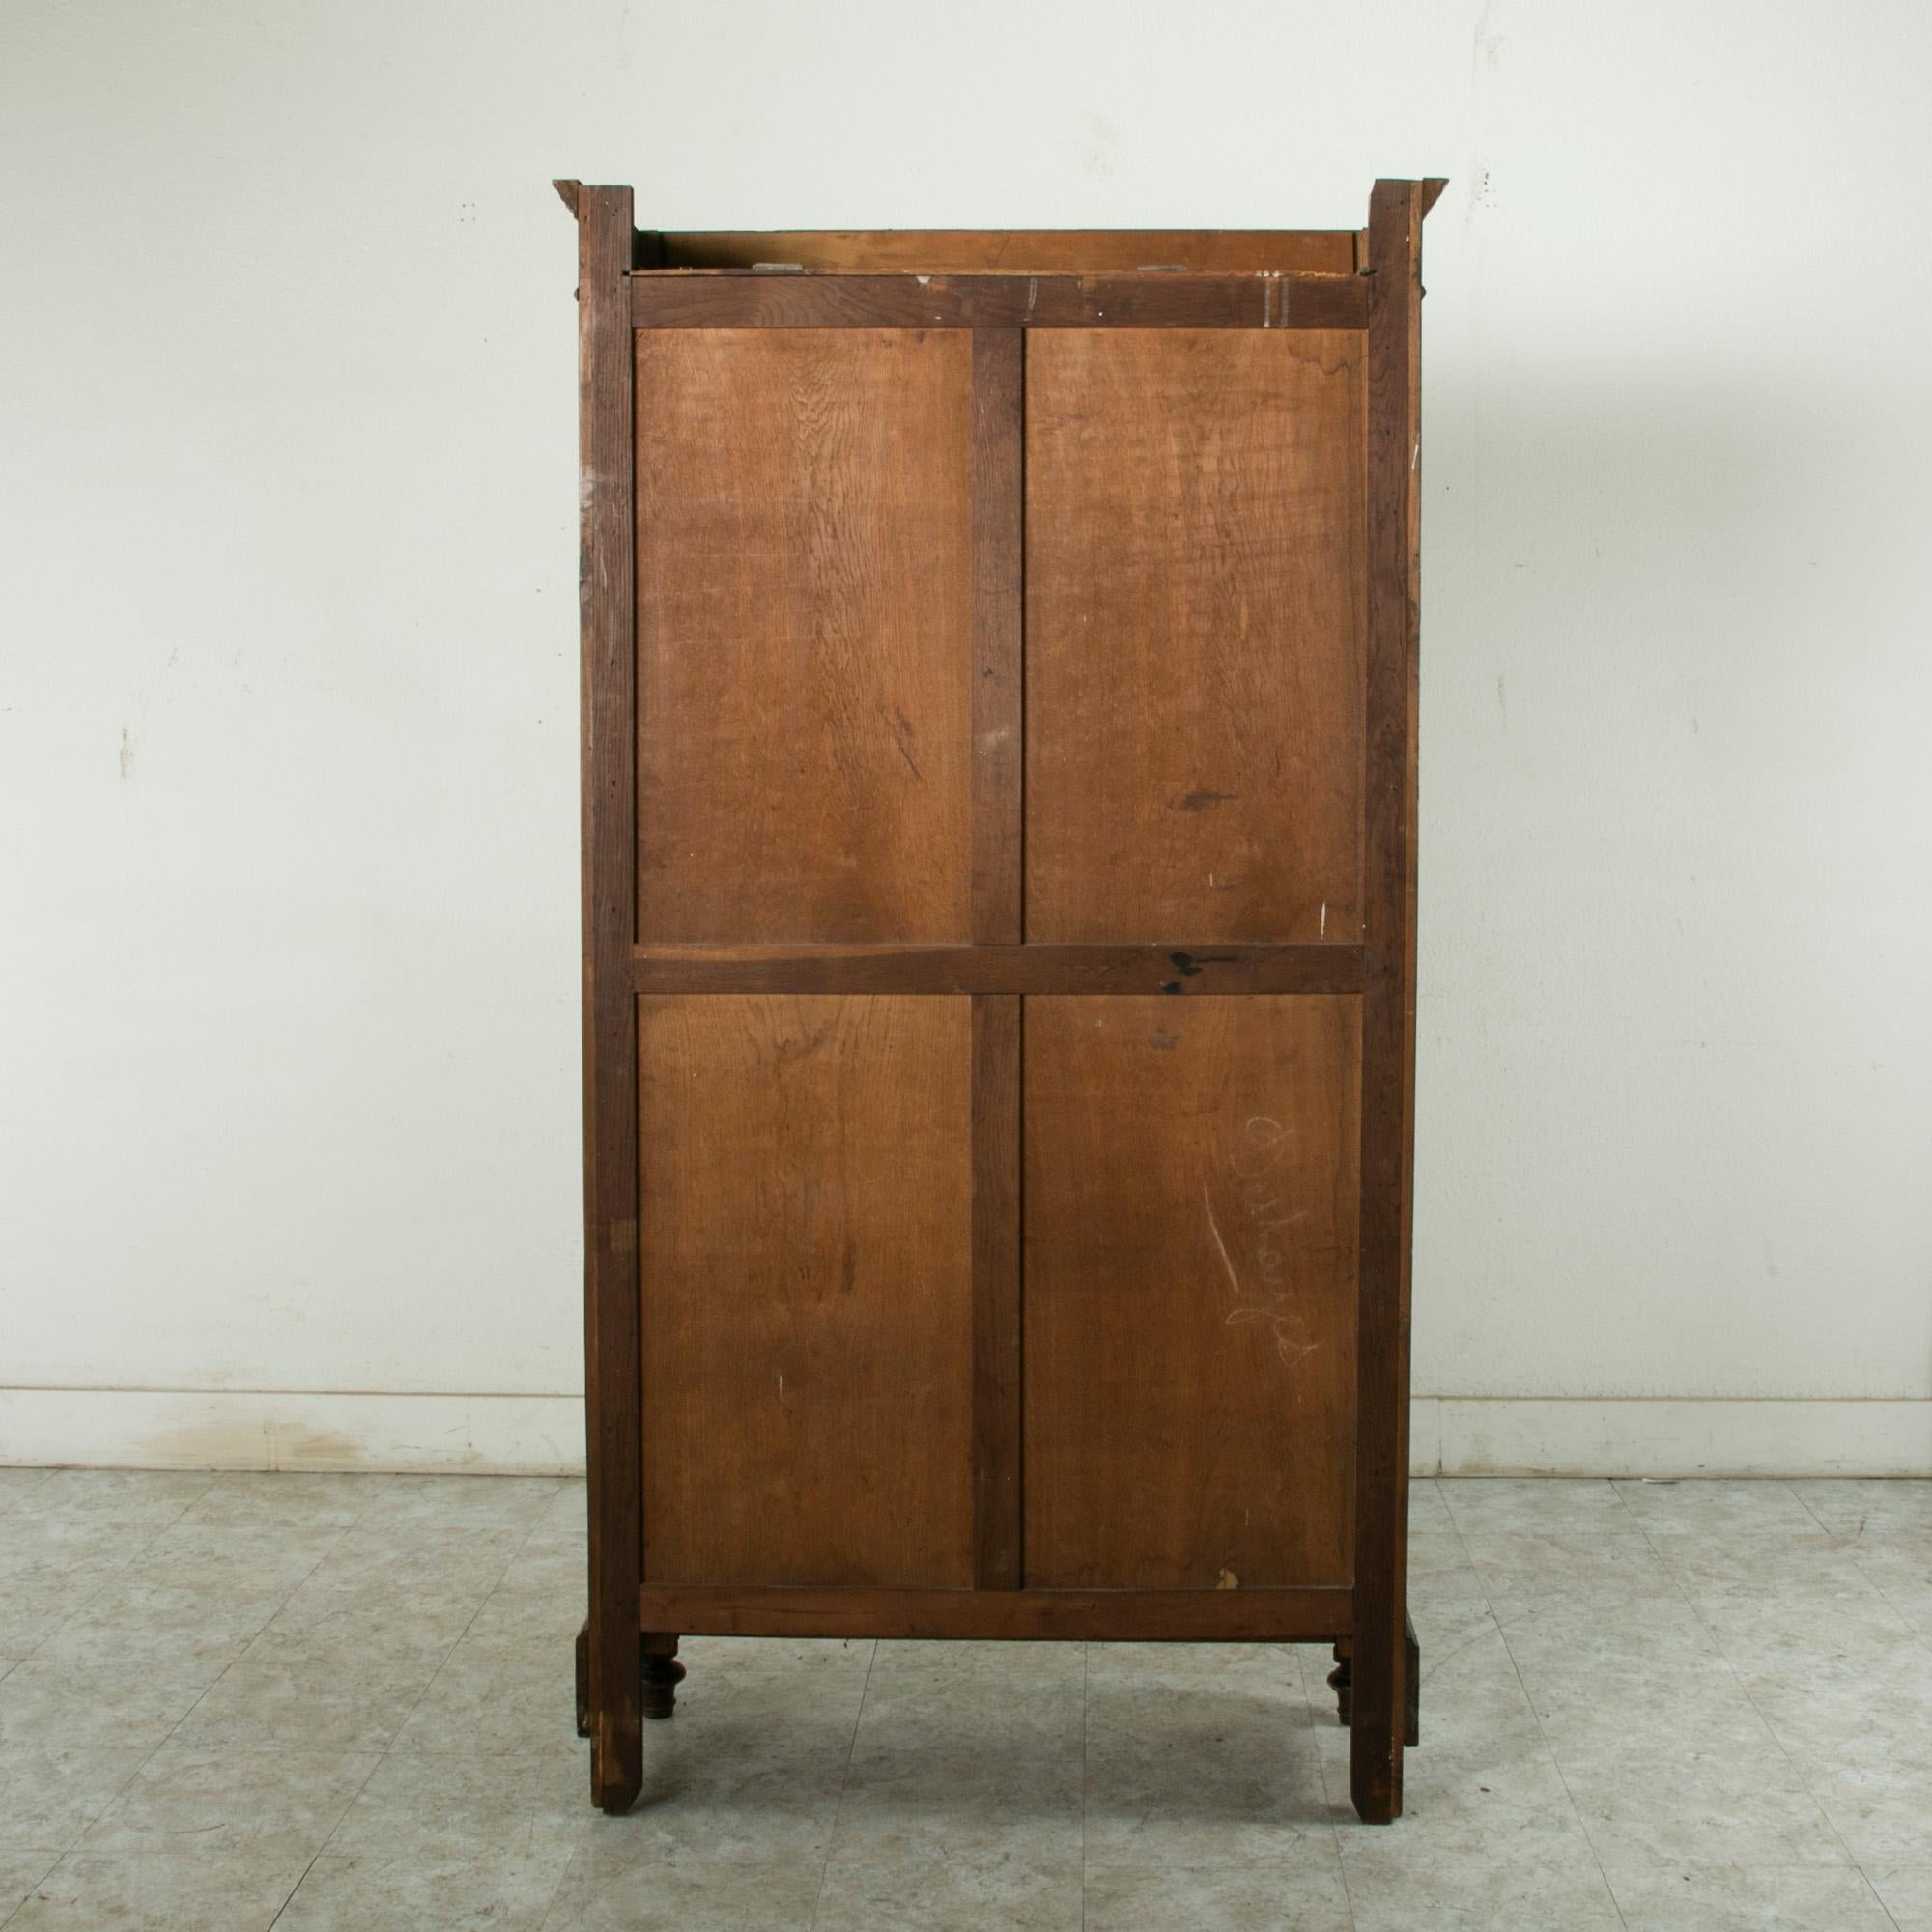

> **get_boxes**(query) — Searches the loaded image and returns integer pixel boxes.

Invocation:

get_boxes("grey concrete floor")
[0,1471,1927,1928]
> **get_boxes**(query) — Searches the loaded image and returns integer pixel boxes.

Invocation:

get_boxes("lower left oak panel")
[638,993,976,1588]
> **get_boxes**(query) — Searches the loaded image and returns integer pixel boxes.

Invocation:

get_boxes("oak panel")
[639,995,974,1587]
[1023,995,1361,1590]
[636,329,974,942]
[1025,329,1368,943]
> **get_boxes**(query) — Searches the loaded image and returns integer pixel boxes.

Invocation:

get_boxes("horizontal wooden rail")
[632,943,1366,997]
[630,272,1369,332]
[652,227,1360,275]
[639,1584,1351,1642]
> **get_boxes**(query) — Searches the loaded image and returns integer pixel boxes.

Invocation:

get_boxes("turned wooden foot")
[576,1625,683,1739]
[1328,1625,1417,1743]
[641,1635,685,1719]
[1328,1639,1352,1726]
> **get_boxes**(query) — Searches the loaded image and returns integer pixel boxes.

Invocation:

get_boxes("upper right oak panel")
[1024,328,1367,944]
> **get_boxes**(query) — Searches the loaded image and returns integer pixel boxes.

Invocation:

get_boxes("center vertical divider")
[969,327,1025,1591]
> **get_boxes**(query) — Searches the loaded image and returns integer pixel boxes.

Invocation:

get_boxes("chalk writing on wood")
[1219,1115,1319,1369]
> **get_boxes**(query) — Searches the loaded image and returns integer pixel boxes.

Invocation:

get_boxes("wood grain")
[636,328,974,943]
[638,1584,1350,1642]
[1025,329,1368,944]
[970,332,1023,946]
[570,183,642,1815]
[971,995,1022,1587]
[657,229,1358,274]
[639,995,975,1588]
[1350,177,1428,1827]
[630,943,1364,997]
[1023,996,1361,1591]
[631,273,1369,331]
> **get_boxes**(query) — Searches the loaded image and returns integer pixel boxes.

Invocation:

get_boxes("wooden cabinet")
[559,181,1442,1825]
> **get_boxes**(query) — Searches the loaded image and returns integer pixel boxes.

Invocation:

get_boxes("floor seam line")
[808,1634,877,1931]
[4,1476,389,1916]
[1609,1479,1866,1875]
[23,1475,274,1832]
[1444,1479,1632,1930]
[261,1850,326,1930]
[1306,1557,1358,1929]
[11,1474,218,1674]
[1079,1638,1091,1932]
[1862,1863,1907,1932]
[0,1847,68,1931]
[372,1486,561,1757]
[1789,1481,1932,1662]
[138,1497,366,1756]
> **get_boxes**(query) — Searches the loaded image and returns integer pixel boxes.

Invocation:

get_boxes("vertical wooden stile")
[970,329,1024,947]
[567,181,644,1815]
[970,995,1022,1588]
[1350,177,1430,1824]
[969,328,1025,1589]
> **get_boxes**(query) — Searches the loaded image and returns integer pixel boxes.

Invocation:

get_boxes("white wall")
[3,0,1928,1477]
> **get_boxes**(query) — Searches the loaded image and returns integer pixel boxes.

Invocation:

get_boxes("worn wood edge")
[629,272,1369,331]
[1350,175,1427,1828]
[574,182,643,1817]
[1419,178,1449,219]
[554,178,582,217]
[657,228,1359,274]
[629,944,1367,996]
[638,1585,1352,1642]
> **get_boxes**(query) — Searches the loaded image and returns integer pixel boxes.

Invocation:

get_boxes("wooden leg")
[1348,1605,1406,1823]
[1327,1638,1352,1726]
[641,1634,686,1720]
[590,1717,641,1812]
[587,1607,643,1813]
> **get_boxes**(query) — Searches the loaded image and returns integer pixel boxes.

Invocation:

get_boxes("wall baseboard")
[2,1388,1928,1479]
[1410,1396,1932,1478]
[0,1389,586,1476]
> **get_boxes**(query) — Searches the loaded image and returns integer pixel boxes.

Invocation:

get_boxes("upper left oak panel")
[636,328,976,943]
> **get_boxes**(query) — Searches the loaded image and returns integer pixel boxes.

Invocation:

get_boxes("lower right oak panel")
[1021,994,1362,1592]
